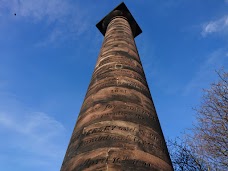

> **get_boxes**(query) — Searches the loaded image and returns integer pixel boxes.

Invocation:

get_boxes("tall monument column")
[61,3,173,171]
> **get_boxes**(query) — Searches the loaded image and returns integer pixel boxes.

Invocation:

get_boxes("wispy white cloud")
[201,15,228,37]
[0,0,70,22]
[0,112,65,140]
[0,0,91,46]
[183,48,228,95]
[0,99,67,170]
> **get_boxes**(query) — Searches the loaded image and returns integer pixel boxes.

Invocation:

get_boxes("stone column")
[61,3,173,171]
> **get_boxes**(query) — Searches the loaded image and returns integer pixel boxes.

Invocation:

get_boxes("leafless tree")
[190,70,228,170]
[168,139,209,171]
[169,70,228,171]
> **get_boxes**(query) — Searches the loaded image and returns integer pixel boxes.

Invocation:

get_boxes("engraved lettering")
[113,157,120,163]
[80,157,108,168]
[111,88,127,93]
[80,135,131,146]
[82,125,136,137]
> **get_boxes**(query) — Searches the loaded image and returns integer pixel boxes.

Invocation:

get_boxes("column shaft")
[61,17,173,171]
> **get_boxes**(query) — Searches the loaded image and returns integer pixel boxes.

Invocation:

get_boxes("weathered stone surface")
[61,2,173,171]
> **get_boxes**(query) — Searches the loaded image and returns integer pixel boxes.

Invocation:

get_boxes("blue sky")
[0,0,227,170]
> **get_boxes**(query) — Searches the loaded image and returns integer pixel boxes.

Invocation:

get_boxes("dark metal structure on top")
[96,3,142,38]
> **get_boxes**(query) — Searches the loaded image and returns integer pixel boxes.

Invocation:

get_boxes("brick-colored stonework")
[61,3,173,171]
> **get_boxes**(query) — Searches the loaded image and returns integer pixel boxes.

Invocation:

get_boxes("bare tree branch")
[169,69,228,171]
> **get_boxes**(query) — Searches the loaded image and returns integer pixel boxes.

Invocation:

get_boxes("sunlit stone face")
[61,5,173,171]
